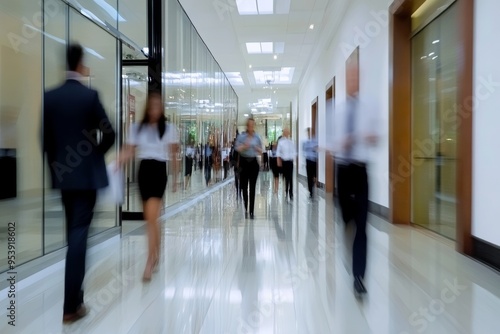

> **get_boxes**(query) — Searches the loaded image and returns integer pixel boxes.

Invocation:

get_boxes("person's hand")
[343,135,355,151]
[365,134,378,145]
[115,155,127,171]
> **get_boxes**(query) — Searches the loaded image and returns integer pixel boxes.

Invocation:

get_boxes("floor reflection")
[2,174,500,334]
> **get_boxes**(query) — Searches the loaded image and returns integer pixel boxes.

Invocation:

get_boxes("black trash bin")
[0,149,17,200]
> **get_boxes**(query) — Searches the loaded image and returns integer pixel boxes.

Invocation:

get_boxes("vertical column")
[148,0,162,93]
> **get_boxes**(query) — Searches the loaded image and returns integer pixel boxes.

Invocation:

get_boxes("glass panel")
[0,0,43,272]
[122,65,148,213]
[122,42,147,61]
[412,0,456,33]
[411,4,458,239]
[70,9,118,236]
[68,0,118,29]
[44,0,68,253]
[118,0,147,48]
[160,0,238,210]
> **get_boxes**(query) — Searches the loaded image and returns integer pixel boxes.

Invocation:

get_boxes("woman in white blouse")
[118,92,179,281]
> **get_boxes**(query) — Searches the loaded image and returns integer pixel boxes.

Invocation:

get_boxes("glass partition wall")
[161,0,238,206]
[0,0,237,274]
[0,0,147,273]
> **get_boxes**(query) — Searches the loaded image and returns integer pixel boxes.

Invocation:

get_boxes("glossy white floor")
[1,172,500,333]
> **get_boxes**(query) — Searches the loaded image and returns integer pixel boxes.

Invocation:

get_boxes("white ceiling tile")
[179,0,331,117]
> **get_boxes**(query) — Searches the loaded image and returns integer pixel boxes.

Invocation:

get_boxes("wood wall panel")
[389,9,412,225]
[389,0,473,255]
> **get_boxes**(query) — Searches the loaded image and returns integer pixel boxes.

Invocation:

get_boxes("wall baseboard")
[298,173,389,219]
[369,201,390,220]
[472,237,500,272]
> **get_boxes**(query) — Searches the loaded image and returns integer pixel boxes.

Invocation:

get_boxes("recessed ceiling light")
[249,64,252,69]
[432,40,440,44]
[244,114,249,117]
[246,42,279,54]
[309,24,314,30]
[429,52,435,56]
[274,55,278,60]
[182,69,185,72]
[237,0,274,15]
[253,67,295,84]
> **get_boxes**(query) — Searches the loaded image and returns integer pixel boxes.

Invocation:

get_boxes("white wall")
[472,0,500,247]
[298,0,390,208]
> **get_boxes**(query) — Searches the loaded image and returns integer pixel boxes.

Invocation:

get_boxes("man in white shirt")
[277,128,296,201]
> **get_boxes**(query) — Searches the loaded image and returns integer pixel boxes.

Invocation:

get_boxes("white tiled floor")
[1,172,500,333]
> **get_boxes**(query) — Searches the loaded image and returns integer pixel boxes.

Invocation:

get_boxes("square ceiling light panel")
[237,0,274,15]
[253,67,295,84]
[246,42,284,54]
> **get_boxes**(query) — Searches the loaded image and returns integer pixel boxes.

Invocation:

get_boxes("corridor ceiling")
[178,0,341,123]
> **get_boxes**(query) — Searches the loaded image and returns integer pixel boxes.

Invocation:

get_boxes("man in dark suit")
[43,44,115,323]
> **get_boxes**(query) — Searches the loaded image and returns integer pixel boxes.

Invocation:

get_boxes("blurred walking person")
[118,92,179,281]
[329,85,379,297]
[43,44,116,323]
[236,118,262,219]
[303,127,318,199]
[277,128,296,201]
[269,142,280,193]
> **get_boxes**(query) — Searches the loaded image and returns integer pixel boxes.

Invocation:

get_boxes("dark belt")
[338,161,366,168]
[241,157,257,162]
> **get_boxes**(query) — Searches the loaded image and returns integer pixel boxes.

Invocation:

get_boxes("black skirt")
[138,159,167,200]
[270,157,280,178]
[185,156,193,176]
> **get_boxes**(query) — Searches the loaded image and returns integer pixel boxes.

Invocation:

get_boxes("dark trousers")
[239,157,259,214]
[306,159,317,196]
[234,165,240,191]
[205,158,212,185]
[61,189,97,314]
[282,160,294,198]
[337,163,368,279]
[223,161,229,179]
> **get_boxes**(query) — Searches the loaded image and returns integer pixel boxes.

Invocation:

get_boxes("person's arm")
[93,91,115,154]
[117,124,137,168]
[255,136,263,155]
[276,141,283,167]
[169,124,180,192]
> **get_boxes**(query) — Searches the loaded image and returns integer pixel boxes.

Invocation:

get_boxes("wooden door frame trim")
[389,0,473,255]
[325,79,335,193]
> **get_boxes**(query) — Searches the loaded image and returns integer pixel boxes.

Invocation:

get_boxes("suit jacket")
[43,79,115,190]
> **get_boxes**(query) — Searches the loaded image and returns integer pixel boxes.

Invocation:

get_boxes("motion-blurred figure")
[303,127,318,199]
[236,118,263,219]
[331,89,379,297]
[277,128,296,201]
[43,44,115,323]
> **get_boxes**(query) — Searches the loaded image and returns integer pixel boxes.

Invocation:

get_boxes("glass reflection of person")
[238,221,258,333]
[117,92,179,281]
[204,143,213,186]
[184,141,195,190]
